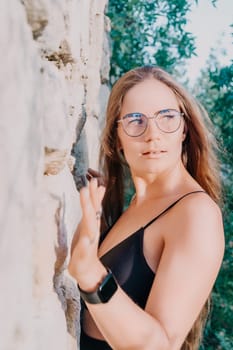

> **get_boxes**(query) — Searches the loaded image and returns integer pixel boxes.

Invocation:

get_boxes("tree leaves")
[107,0,197,83]
[194,52,233,350]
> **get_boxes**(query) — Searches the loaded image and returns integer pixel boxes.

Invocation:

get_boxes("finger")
[89,180,106,217]
[97,185,106,205]
[86,173,93,182]
[79,184,102,229]
[87,168,105,187]
[79,187,100,243]
[79,187,97,236]
[87,168,101,178]
[89,178,100,211]
[93,184,105,228]
[79,185,95,220]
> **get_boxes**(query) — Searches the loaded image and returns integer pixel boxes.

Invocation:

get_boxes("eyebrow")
[123,112,143,118]
[122,108,178,117]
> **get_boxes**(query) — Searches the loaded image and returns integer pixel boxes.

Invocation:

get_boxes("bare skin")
[68,79,224,350]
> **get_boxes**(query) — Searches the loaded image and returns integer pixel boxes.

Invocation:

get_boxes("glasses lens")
[156,109,181,133]
[122,113,147,136]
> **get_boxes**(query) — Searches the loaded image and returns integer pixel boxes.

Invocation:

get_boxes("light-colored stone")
[0,0,110,349]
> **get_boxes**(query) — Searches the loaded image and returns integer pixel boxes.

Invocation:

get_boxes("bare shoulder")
[165,191,225,262]
[146,192,224,347]
[175,191,223,225]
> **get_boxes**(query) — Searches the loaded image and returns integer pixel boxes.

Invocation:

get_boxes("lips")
[141,150,166,155]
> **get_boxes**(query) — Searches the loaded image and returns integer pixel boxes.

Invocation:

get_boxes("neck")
[131,162,190,205]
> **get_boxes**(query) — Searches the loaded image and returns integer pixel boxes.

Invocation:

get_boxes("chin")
[133,165,163,177]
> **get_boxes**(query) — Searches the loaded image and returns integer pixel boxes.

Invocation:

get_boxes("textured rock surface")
[0,0,110,349]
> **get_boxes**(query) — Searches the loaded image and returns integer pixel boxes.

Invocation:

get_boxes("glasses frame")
[117,109,184,137]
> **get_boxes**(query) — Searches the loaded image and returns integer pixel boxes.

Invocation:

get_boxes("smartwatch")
[78,268,118,304]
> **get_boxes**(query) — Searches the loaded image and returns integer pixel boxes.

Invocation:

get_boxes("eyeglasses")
[117,109,184,137]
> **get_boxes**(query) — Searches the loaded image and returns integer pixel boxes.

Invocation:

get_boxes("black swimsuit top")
[100,191,205,309]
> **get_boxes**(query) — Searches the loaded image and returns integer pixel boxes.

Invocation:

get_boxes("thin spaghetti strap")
[143,190,206,230]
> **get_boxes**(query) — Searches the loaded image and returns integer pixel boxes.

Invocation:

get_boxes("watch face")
[98,272,118,303]
[79,269,118,304]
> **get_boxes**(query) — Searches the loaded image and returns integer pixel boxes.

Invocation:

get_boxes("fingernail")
[86,171,93,181]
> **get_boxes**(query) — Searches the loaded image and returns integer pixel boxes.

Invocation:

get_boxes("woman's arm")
[144,194,224,348]
[68,182,224,350]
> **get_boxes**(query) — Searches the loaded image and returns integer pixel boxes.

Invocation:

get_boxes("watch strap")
[78,268,118,304]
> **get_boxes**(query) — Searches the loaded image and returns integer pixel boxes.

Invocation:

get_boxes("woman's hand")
[86,167,106,187]
[68,178,106,290]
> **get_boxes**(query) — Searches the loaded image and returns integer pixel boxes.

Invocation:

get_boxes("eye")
[125,113,144,125]
[159,109,179,119]
[163,114,176,119]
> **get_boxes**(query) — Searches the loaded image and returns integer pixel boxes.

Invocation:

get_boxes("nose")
[144,118,161,142]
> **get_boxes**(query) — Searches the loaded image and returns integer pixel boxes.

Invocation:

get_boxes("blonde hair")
[100,66,221,349]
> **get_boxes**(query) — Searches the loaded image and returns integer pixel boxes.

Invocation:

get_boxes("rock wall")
[0,0,110,349]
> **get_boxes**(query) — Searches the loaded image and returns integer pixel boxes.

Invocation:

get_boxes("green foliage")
[193,57,233,349]
[107,0,197,83]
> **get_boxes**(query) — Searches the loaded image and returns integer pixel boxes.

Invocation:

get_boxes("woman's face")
[117,78,186,178]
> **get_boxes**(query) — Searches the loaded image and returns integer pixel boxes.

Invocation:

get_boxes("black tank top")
[100,191,205,309]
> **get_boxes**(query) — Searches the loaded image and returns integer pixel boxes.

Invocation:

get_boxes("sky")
[185,0,233,83]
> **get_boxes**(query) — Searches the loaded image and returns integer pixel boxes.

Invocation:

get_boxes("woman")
[68,66,225,350]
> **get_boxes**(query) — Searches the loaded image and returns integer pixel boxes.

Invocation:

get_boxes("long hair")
[99,66,222,349]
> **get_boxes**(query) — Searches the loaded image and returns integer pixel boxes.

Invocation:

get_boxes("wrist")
[78,267,118,304]
[77,261,108,292]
